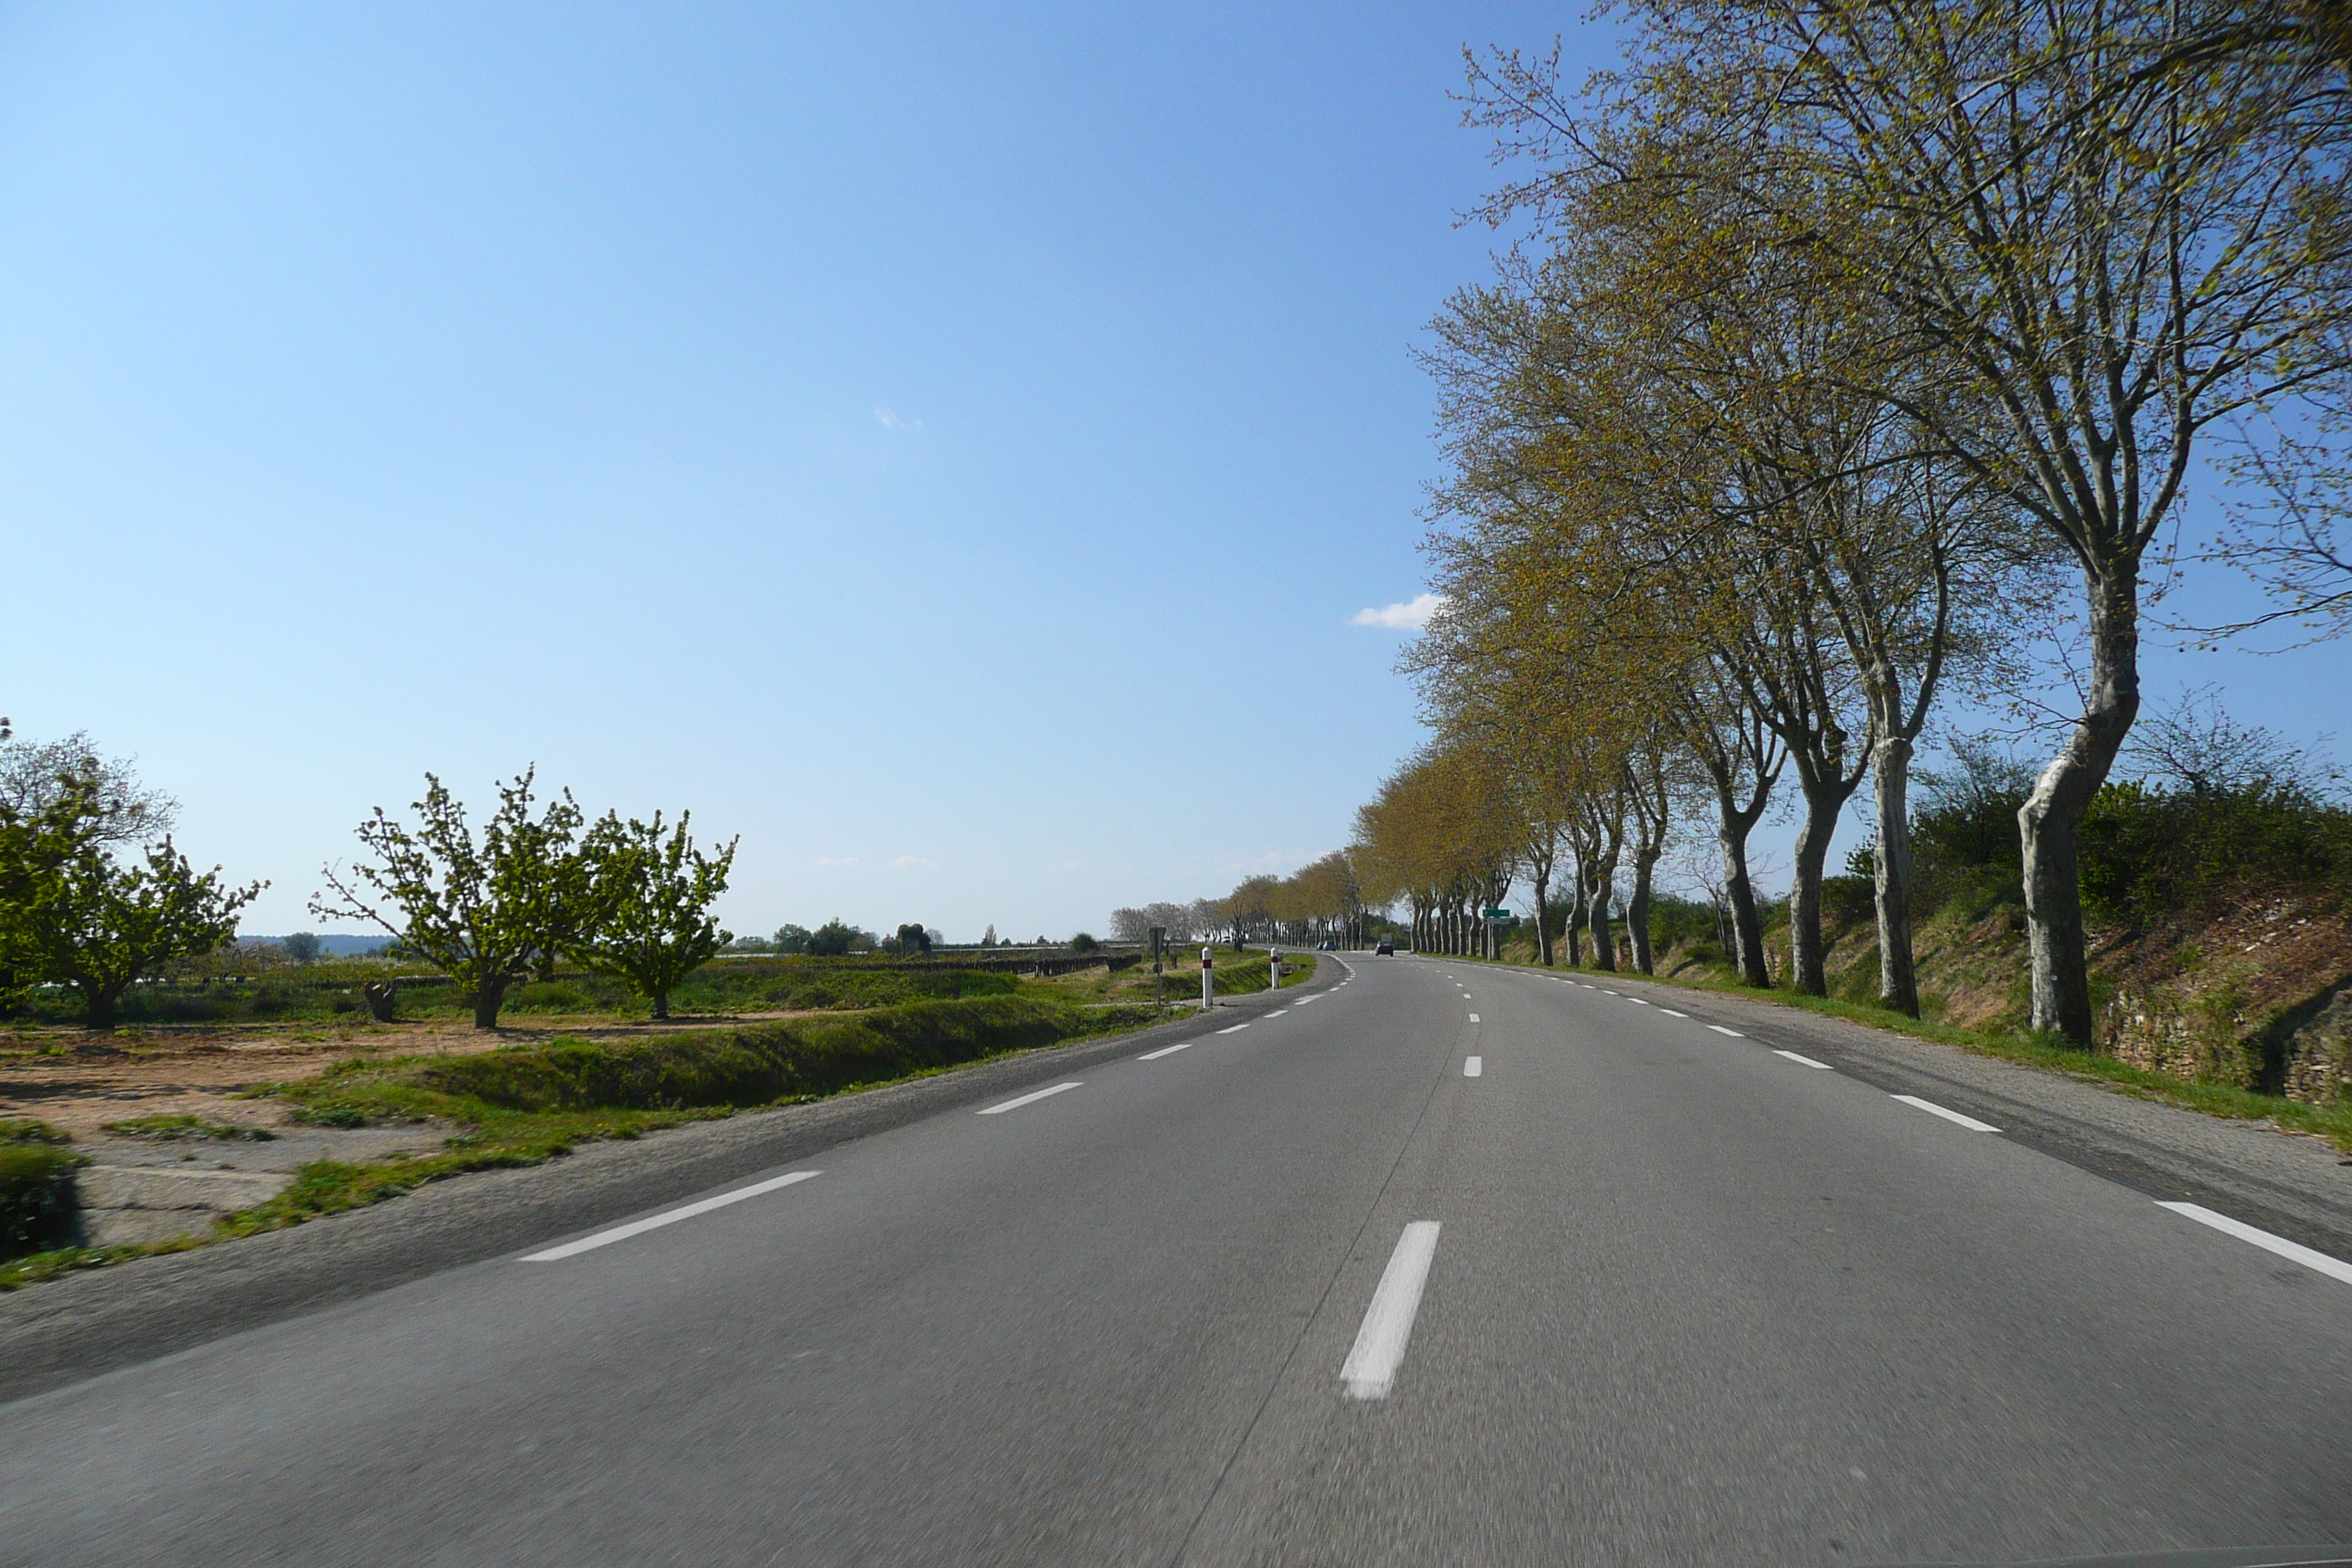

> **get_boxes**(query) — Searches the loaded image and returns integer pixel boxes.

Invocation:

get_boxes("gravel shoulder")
[0,976,1327,1406]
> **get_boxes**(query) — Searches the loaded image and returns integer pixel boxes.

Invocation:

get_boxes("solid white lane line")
[1658,1008,1688,1017]
[1467,1013,1480,1022]
[1774,1049,1835,1070]
[1707,1025,1744,1037]
[524,1171,821,1262]
[1137,1040,1197,1060]
[1463,1055,1482,1077]
[1341,1221,1442,1401]
[1216,1023,1250,1034]
[1891,1093,1999,1132]
[978,1082,1085,1115]
[2157,1202,2352,1286]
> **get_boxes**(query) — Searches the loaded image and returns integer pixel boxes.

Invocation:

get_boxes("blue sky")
[3,3,2342,941]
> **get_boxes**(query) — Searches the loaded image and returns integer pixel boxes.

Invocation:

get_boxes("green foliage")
[1068,932,1100,954]
[0,1119,72,1146]
[2079,779,2352,926]
[565,810,736,1019]
[282,932,322,963]
[16,836,262,1028]
[773,923,813,955]
[417,995,1126,1113]
[312,768,611,1028]
[1,1144,86,1259]
[803,918,863,957]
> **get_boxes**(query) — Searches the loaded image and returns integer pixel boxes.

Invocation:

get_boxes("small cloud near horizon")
[892,854,938,870]
[875,407,922,430]
[1351,592,1441,630]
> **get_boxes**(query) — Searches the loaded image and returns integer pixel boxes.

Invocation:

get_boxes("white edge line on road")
[1708,1025,1744,1037]
[978,1081,1085,1115]
[1341,1221,1442,1400]
[1658,1009,1688,1017]
[2156,1202,2352,1286]
[1891,1093,2000,1132]
[1137,1040,1196,1060]
[523,1170,821,1262]
[1467,1013,1480,1022]
[1773,1049,1836,1070]
[1216,1024,1250,1035]
[1463,1055,1482,1077]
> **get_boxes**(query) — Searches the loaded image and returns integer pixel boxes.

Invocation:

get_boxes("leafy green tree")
[0,770,108,1014]
[20,838,262,1028]
[566,812,736,1019]
[282,932,322,963]
[886,922,932,956]
[773,923,813,955]
[804,918,860,957]
[312,769,605,1029]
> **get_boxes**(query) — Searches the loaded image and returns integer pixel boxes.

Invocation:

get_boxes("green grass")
[4,958,1030,1028]
[1444,947,2352,1155]
[227,994,1164,1231]
[101,1114,277,1141]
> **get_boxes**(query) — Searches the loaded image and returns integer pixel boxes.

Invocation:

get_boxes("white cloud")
[875,407,923,430]
[892,854,938,870]
[1351,592,1442,630]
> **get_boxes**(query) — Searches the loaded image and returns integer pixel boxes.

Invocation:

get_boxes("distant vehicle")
[1318,938,1336,951]
[1375,938,1395,956]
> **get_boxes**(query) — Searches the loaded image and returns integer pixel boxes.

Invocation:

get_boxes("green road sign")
[1482,908,1512,919]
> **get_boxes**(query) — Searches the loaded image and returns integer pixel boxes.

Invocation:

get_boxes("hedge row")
[414,994,1157,1114]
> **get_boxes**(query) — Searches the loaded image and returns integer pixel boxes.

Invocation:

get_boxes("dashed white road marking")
[1627,998,1649,1006]
[1467,1013,1480,1022]
[1216,1024,1251,1035]
[1600,989,1619,995]
[2157,1202,2352,1286]
[1891,1094,1999,1132]
[523,1171,821,1262]
[1707,1025,1744,1037]
[979,1082,1085,1115]
[1137,1040,1196,1060]
[1267,1009,1289,1017]
[1463,1055,1482,1077]
[1341,1221,1442,1400]
[1658,1009,1688,1017]
[1773,1049,1835,1070]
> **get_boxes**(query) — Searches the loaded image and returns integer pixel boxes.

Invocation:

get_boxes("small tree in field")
[312,769,602,1029]
[25,838,262,1028]
[567,812,736,1019]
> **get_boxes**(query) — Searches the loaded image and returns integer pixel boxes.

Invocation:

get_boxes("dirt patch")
[0,1011,825,1142]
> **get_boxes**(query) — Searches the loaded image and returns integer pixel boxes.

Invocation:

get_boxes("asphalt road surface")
[4,954,2348,1567]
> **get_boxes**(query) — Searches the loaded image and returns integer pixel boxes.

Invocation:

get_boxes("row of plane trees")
[1346,0,2352,1043]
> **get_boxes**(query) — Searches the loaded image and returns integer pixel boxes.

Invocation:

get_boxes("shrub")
[1,1145,86,1258]
[2079,780,2352,926]
[417,995,1125,1113]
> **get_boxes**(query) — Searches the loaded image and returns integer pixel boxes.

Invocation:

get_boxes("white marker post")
[1201,946,1213,1010]
[1269,947,1281,992]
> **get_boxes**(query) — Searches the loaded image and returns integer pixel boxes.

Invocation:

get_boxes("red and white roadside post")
[1201,946,1213,1009]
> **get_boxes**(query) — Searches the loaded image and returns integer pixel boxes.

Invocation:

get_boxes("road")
[2,954,2348,1566]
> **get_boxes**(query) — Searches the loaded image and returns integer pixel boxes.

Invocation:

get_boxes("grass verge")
[0,993,1169,1290]
[1443,949,2352,1155]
